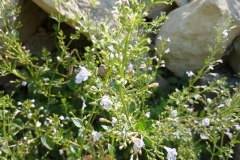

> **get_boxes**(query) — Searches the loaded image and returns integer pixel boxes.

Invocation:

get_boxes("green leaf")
[2,148,12,155]
[167,77,178,84]
[70,144,78,154]
[101,125,111,131]
[199,110,205,118]
[71,118,83,128]
[41,135,55,150]
[108,143,115,155]
[11,118,24,129]
[145,120,153,130]
[67,80,75,91]
[135,118,146,131]
[129,101,136,113]
[143,137,153,148]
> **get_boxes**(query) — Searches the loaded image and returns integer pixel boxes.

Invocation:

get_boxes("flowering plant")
[0,0,239,160]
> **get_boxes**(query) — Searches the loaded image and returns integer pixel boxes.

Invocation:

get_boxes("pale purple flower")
[21,81,27,86]
[235,125,240,131]
[145,112,150,118]
[200,133,208,139]
[225,131,232,139]
[92,131,103,142]
[100,95,112,109]
[164,146,177,160]
[172,110,177,117]
[112,117,117,126]
[75,66,91,84]
[132,137,144,151]
[173,131,180,138]
[202,118,210,126]
[186,71,194,77]
[218,104,225,108]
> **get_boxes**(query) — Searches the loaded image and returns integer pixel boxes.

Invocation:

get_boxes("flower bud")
[148,83,159,88]
[99,118,111,123]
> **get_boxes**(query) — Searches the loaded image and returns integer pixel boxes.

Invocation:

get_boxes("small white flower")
[188,99,194,104]
[92,131,103,142]
[156,121,160,125]
[2,142,7,149]
[59,115,64,120]
[100,95,112,110]
[145,112,150,118]
[60,124,64,127]
[167,38,170,42]
[217,59,223,63]
[202,118,210,126]
[39,106,44,110]
[225,132,232,139]
[173,131,180,138]
[13,109,21,117]
[235,125,240,131]
[186,71,194,77]
[208,65,214,70]
[17,101,22,105]
[164,146,177,160]
[209,73,219,77]
[23,137,27,141]
[21,81,27,86]
[65,116,70,120]
[200,133,208,139]
[28,113,32,118]
[75,66,91,84]
[218,104,225,108]
[59,149,64,155]
[82,101,86,109]
[115,0,122,5]
[207,98,212,104]
[172,110,177,117]
[112,7,119,14]
[165,48,170,53]
[132,137,144,151]
[127,63,134,72]
[157,36,162,40]
[31,104,35,108]
[112,117,117,126]
[36,121,41,127]
[222,29,228,37]
[31,99,35,103]
[140,63,146,69]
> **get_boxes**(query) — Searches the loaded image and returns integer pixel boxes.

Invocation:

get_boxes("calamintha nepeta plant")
[0,0,239,160]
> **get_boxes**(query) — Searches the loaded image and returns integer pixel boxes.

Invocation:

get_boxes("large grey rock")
[155,0,240,77]
[228,36,240,74]
[32,0,117,38]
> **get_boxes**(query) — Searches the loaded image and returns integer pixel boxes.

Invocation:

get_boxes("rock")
[141,0,174,19]
[32,0,117,38]
[155,0,240,77]
[17,0,48,43]
[175,0,189,6]
[228,36,240,74]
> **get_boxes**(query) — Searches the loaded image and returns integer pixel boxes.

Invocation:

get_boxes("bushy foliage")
[0,0,239,159]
